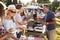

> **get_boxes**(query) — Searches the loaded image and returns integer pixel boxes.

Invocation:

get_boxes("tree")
[13,0,17,4]
[0,0,2,1]
[51,0,59,12]
[6,0,22,6]
[6,0,13,6]
[37,0,50,4]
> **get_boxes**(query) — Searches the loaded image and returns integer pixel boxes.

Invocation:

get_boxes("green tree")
[13,0,17,4]
[51,0,59,12]
[37,0,50,4]
[6,0,13,6]
[6,0,22,6]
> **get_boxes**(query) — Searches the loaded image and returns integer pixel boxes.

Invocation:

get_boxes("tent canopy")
[25,5,43,9]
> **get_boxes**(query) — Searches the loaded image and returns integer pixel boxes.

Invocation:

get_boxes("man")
[39,4,56,40]
[44,4,56,40]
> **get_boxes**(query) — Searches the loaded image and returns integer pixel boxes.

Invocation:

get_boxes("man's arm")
[46,18,56,25]
[38,17,45,20]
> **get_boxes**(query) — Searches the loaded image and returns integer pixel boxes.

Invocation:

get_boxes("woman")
[3,5,16,33]
[0,3,18,40]
[2,5,18,40]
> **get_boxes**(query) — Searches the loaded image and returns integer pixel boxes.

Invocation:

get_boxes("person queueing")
[0,2,18,40]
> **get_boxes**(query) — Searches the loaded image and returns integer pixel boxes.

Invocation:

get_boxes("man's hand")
[37,17,44,20]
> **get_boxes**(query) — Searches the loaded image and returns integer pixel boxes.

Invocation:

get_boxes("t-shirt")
[15,13,26,28]
[45,11,56,30]
[2,19,16,32]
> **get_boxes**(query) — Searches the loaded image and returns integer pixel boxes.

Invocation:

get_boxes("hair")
[20,11,25,16]
[16,4,22,9]
[0,2,5,35]
[7,10,15,22]
[11,16,15,22]
[0,3,4,17]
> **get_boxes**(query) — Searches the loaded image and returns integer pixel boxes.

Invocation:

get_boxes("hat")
[8,5,16,12]
[8,5,16,10]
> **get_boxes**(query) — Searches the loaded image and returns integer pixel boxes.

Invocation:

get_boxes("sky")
[20,0,55,4]
[20,0,32,4]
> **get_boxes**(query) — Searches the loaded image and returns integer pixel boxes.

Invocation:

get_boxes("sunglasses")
[8,10,16,13]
